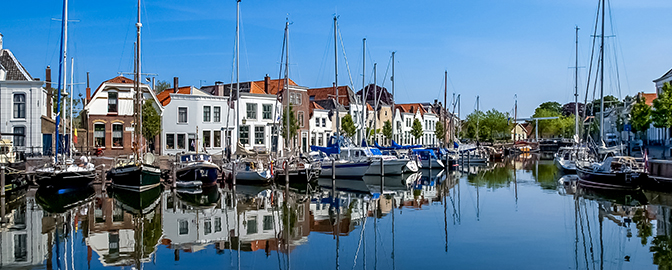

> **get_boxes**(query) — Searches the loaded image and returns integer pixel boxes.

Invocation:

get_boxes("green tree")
[435,121,445,144]
[411,118,423,142]
[589,95,622,114]
[652,82,672,134]
[142,100,161,143]
[631,95,652,137]
[341,114,357,139]
[382,120,393,144]
[481,109,510,141]
[281,106,299,145]
[462,111,485,140]
[154,80,171,93]
[536,101,562,115]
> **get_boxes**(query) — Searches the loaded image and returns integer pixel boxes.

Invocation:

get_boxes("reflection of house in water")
[85,188,161,267]
[310,191,369,235]
[0,188,47,268]
[162,190,236,254]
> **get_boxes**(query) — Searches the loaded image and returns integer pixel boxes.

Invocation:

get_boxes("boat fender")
[283,161,287,171]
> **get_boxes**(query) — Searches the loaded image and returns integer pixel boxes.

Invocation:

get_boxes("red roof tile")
[157,86,192,106]
[308,86,353,106]
[91,75,136,99]
[395,103,427,115]
[250,78,297,95]
[638,92,657,106]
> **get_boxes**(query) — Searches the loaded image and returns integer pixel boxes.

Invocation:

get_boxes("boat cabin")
[0,139,16,163]
[179,153,212,163]
[412,149,438,160]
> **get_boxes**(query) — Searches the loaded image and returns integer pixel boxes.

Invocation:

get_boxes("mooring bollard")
[380,159,385,195]
[172,162,177,188]
[1,166,5,197]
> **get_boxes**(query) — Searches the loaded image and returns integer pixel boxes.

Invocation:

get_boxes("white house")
[0,33,48,155]
[309,101,333,147]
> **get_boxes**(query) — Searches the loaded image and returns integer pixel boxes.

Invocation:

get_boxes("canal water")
[2,156,671,269]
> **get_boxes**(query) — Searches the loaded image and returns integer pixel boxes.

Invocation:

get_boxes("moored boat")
[576,156,646,190]
[175,153,220,187]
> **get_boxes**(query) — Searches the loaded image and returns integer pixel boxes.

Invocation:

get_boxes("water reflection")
[6,160,672,268]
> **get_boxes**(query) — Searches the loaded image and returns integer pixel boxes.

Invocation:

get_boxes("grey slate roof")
[0,49,32,81]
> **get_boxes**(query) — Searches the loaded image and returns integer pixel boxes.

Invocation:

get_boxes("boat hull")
[109,163,161,192]
[176,164,220,186]
[576,165,640,190]
[35,169,96,189]
[320,162,371,179]
[554,157,577,174]
[365,159,407,175]
[421,158,445,168]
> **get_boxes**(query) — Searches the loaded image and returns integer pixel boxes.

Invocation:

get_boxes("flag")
[74,128,78,144]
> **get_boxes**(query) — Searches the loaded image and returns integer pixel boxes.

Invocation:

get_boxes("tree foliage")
[532,106,575,139]
[435,121,445,144]
[341,114,357,139]
[382,120,393,143]
[411,118,423,141]
[631,95,652,134]
[561,102,585,117]
[281,106,299,144]
[652,82,672,129]
[536,101,562,115]
[154,80,171,93]
[462,109,510,141]
[142,100,161,141]
[589,95,622,115]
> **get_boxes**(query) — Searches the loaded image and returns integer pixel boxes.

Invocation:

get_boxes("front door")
[188,134,196,152]
[43,134,52,156]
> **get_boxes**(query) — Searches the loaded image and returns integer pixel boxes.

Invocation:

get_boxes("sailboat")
[555,26,584,174]
[107,0,161,192]
[35,0,96,189]
[575,0,646,189]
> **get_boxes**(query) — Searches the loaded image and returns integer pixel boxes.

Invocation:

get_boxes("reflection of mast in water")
[392,196,396,270]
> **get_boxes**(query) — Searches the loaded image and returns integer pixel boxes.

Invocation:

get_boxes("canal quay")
[1,156,670,270]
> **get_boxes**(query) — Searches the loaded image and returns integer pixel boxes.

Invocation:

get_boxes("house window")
[262,104,273,120]
[204,219,212,235]
[318,133,324,146]
[177,134,186,149]
[214,130,221,147]
[178,107,187,123]
[94,124,105,147]
[240,125,249,145]
[13,94,26,119]
[246,103,257,119]
[203,106,211,122]
[263,215,274,231]
[290,92,302,105]
[322,118,326,127]
[315,117,320,127]
[14,234,27,262]
[13,127,25,147]
[311,135,316,146]
[247,216,258,234]
[298,111,305,127]
[166,134,175,149]
[215,217,222,232]
[214,106,221,122]
[203,130,211,148]
[178,220,188,235]
[112,124,123,147]
[108,91,118,113]
[255,126,265,145]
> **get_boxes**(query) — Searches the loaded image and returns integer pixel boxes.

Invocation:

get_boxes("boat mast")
[69,57,74,159]
[444,70,447,147]
[361,38,366,146]
[391,51,395,145]
[235,0,240,147]
[476,96,480,142]
[373,63,377,143]
[134,0,143,160]
[284,20,290,156]
[599,0,605,143]
[55,0,68,163]
[334,16,340,137]
[574,26,580,140]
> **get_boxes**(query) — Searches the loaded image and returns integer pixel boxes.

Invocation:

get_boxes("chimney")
[264,74,270,94]
[411,105,414,113]
[0,33,3,51]
[46,66,52,118]
[86,72,91,104]
[173,77,179,93]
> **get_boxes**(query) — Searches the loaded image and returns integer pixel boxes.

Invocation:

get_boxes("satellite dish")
[144,152,156,164]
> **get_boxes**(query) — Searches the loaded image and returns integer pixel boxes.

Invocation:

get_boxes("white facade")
[309,108,332,147]
[422,113,439,146]
[86,79,162,117]
[0,81,45,154]
[161,88,235,155]
[0,191,47,268]
[237,93,284,153]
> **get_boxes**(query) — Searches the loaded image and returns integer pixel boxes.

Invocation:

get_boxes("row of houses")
[0,33,458,157]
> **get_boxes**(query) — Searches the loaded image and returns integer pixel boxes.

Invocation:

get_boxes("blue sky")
[2,0,671,117]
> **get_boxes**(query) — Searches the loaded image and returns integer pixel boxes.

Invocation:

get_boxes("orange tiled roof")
[308,86,352,106]
[366,103,373,110]
[157,86,192,106]
[250,78,297,95]
[395,103,427,115]
[639,92,657,106]
[309,101,325,117]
